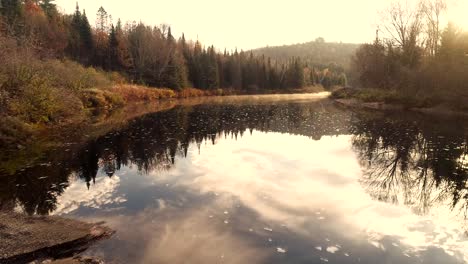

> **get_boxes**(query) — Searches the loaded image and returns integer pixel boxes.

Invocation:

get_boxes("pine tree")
[39,0,56,19]
[162,52,188,90]
[161,26,188,89]
[79,9,93,65]
[167,26,174,42]
[206,46,219,89]
[192,41,203,88]
[108,24,119,70]
[1,0,25,36]
[232,49,242,90]
[114,18,132,70]
[96,6,109,33]
[0,0,23,27]
[67,3,82,60]
[217,53,224,89]
[94,6,109,68]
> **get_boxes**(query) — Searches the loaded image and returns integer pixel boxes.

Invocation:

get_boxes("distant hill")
[251,39,361,70]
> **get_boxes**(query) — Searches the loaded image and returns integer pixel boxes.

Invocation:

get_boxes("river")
[1,94,467,264]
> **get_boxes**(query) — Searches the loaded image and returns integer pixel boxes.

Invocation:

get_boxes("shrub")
[80,88,125,109]
[45,60,113,91]
[112,85,176,102]
[177,88,207,98]
[0,116,34,147]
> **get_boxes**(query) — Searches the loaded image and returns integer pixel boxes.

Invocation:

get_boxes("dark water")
[1,94,467,264]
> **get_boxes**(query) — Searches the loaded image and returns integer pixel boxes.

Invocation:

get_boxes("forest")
[337,0,468,110]
[251,38,359,71]
[0,0,353,149]
[0,0,350,136]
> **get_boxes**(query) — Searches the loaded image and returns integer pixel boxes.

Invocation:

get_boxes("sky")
[55,0,468,51]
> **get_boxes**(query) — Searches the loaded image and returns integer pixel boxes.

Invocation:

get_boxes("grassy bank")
[0,34,326,149]
[331,87,468,113]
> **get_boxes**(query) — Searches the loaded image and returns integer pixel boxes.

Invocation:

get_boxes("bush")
[80,88,125,109]
[177,88,207,98]
[0,116,34,147]
[45,60,113,91]
[0,35,121,124]
[112,85,176,102]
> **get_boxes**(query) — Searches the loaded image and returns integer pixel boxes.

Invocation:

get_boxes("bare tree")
[421,0,447,56]
[381,0,424,67]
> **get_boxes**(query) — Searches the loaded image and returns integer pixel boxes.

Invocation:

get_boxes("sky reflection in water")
[2,97,467,263]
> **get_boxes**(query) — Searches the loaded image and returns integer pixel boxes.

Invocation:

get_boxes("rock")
[0,212,113,264]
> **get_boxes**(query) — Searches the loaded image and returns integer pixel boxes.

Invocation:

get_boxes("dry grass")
[111,85,176,102]
[177,88,209,98]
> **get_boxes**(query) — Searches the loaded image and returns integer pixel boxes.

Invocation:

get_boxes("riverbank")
[0,92,327,176]
[1,84,324,149]
[0,212,113,264]
[331,88,468,118]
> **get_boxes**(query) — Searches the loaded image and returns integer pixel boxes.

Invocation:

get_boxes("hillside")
[251,38,361,69]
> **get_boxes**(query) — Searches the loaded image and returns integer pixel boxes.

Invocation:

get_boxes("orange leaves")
[24,0,43,16]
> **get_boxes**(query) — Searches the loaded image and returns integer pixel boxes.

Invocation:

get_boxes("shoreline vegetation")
[0,0,337,148]
[0,0,466,263]
[0,92,328,176]
[331,87,468,117]
[339,0,468,112]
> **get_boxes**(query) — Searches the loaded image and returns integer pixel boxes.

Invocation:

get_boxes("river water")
[1,94,467,263]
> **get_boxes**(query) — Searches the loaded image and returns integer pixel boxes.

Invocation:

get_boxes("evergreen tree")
[0,0,23,27]
[192,41,203,88]
[161,26,188,89]
[114,18,132,70]
[108,24,119,70]
[167,26,174,42]
[1,0,25,35]
[96,6,110,33]
[232,49,242,90]
[39,0,56,19]
[79,9,93,65]
[94,6,109,68]
[162,52,188,90]
[67,3,82,60]
[206,46,219,89]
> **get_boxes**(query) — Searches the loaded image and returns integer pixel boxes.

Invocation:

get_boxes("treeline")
[0,0,346,91]
[351,0,468,108]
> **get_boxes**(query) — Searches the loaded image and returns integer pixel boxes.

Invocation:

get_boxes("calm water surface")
[1,95,467,264]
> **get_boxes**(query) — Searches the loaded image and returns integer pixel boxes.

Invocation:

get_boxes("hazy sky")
[55,0,468,50]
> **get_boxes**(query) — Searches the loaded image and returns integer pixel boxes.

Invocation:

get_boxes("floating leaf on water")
[276,247,287,253]
[326,246,339,253]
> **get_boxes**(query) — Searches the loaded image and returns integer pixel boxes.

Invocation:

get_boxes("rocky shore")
[0,213,113,264]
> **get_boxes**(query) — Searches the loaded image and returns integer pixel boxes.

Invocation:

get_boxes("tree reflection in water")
[351,112,468,221]
[0,101,350,215]
[0,101,467,228]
